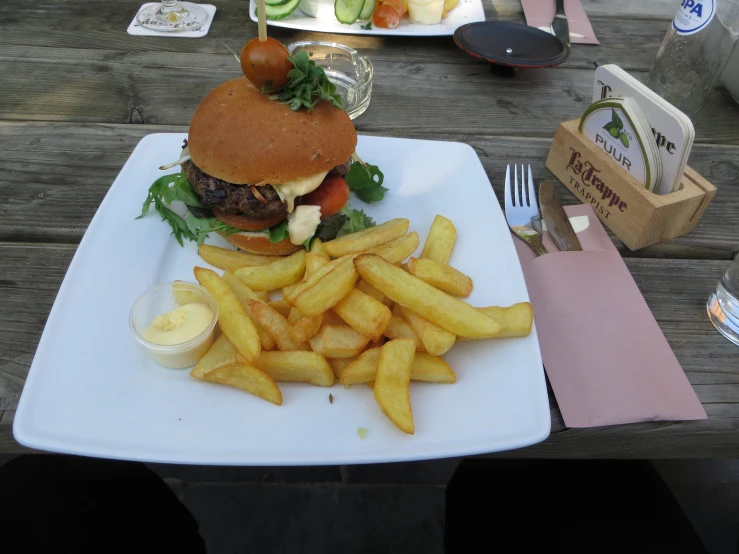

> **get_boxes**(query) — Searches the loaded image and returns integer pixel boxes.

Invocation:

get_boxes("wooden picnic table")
[1,0,738,458]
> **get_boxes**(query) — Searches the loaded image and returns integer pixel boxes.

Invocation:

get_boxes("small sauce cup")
[130,281,218,369]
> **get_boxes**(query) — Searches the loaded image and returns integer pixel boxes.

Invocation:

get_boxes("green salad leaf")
[339,206,375,236]
[267,219,290,243]
[345,161,388,203]
[137,172,241,246]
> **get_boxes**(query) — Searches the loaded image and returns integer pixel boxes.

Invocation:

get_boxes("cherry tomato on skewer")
[240,37,292,91]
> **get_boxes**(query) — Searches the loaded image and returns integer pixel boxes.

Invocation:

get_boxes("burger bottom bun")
[218,230,303,257]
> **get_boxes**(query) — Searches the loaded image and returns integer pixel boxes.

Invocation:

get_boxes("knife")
[551,0,570,47]
[539,181,582,251]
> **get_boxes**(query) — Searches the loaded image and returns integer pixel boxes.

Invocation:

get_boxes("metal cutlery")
[504,164,548,256]
[539,181,582,251]
[551,0,570,47]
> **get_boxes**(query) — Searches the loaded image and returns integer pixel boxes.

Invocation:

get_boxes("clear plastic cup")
[287,41,373,120]
[130,282,218,369]
[707,256,739,346]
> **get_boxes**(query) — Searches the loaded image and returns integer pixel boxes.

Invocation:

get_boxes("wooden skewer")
[257,0,267,41]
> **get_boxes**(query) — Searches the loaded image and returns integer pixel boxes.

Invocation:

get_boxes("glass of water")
[708,256,739,346]
[137,1,209,33]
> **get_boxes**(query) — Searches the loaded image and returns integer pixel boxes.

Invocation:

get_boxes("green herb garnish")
[360,22,372,30]
[269,51,342,112]
[345,161,388,203]
[137,172,241,246]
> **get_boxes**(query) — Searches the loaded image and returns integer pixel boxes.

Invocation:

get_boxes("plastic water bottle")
[646,0,739,118]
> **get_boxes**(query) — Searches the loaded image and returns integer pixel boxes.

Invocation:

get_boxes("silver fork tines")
[504,164,548,256]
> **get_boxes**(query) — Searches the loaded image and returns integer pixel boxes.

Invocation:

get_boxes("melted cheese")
[274,171,330,213]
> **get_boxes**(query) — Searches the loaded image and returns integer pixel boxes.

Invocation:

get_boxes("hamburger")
[140,72,385,254]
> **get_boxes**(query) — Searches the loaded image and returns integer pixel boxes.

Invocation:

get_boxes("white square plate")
[250,0,485,37]
[14,134,550,465]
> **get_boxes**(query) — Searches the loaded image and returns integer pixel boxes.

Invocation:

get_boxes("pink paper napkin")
[520,0,600,45]
[512,204,706,427]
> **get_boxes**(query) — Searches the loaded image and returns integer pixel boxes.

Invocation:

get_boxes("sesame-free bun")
[188,77,357,186]
[219,231,303,256]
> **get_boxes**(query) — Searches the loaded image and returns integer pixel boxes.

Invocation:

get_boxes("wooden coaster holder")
[545,119,716,251]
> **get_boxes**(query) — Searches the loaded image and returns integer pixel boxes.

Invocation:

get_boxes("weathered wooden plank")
[1,123,736,257]
[3,56,738,144]
[0,18,666,72]
[1,245,738,455]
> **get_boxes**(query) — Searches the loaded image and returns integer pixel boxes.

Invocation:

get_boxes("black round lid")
[454,22,570,69]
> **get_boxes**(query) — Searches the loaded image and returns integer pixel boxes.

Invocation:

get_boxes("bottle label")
[672,0,716,35]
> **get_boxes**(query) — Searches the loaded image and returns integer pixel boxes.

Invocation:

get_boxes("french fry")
[190,335,239,380]
[234,250,306,291]
[252,351,334,387]
[284,255,351,304]
[309,325,371,358]
[194,267,261,362]
[289,308,323,344]
[399,305,456,356]
[294,257,359,316]
[420,215,456,264]
[374,339,415,434]
[459,303,534,340]
[354,254,502,338]
[332,288,392,342]
[198,244,274,271]
[220,271,274,350]
[323,218,410,258]
[269,300,293,318]
[322,310,347,327]
[366,232,420,265]
[310,237,327,257]
[327,356,358,379]
[247,299,308,351]
[341,348,456,385]
[222,271,270,303]
[203,363,282,405]
[356,279,393,308]
[339,347,382,385]
[305,251,330,275]
[406,257,473,297]
[385,306,426,352]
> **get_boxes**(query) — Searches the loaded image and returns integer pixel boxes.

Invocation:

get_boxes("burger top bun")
[188,78,357,186]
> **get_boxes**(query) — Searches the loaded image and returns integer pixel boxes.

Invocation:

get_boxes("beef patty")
[182,161,287,220]
[182,157,353,219]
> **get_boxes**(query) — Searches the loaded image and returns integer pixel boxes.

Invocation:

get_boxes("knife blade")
[539,181,582,251]
[551,0,570,47]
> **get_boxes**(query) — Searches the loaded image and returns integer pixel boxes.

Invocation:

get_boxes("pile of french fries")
[188,215,534,434]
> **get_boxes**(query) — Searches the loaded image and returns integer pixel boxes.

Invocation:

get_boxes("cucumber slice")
[359,0,375,20]
[265,0,301,20]
[335,0,364,24]
[265,0,289,5]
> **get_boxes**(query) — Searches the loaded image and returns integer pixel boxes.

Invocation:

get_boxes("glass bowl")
[287,41,373,120]
[130,281,218,369]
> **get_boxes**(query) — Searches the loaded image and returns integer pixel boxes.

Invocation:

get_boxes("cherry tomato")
[372,4,401,28]
[383,0,404,16]
[240,37,292,91]
[301,174,350,219]
[213,208,287,231]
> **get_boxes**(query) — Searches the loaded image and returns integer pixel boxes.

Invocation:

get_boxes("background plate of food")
[250,0,485,36]
[13,72,549,465]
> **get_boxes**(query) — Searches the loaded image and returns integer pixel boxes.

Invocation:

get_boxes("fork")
[504,164,548,256]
